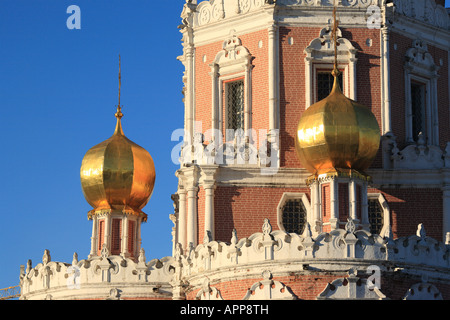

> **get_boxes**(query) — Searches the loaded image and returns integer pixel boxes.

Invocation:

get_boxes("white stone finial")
[42,249,51,265]
[302,222,313,238]
[203,230,212,244]
[417,223,426,238]
[138,248,146,263]
[345,217,356,234]
[100,244,110,258]
[72,252,78,266]
[262,218,272,235]
[231,229,238,245]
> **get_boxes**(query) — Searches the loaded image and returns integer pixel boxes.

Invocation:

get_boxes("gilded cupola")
[80,58,156,220]
[295,8,380,179]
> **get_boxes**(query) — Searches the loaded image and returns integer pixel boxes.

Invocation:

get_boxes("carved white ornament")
[393,0,449,30]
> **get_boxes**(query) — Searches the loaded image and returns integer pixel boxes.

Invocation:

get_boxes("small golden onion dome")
[295,72,380,177]
[80,107,156,220]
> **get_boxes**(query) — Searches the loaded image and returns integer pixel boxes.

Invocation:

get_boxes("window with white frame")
[210,32,253,142]
[404,39,439,145]
[367,193,390,236]
[277,193,310,235]
[304,26,358,108]
[410,81,426,141]
[225,79,245,131]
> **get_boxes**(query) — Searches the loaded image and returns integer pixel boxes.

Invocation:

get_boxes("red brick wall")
[185,273,450,300]
[213,186,310,242]
[194,29,269,142]
[185,274,342,300]
[370,188,443,240]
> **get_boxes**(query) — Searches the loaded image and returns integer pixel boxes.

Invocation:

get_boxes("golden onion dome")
[80,107,156,219]
[295,72,380,177]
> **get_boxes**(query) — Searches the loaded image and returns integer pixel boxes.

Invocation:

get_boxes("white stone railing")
[19,247,176,300]
[175,218,450,279]
[19,219,450,299]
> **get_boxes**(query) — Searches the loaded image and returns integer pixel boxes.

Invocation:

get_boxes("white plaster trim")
[367,193,391,238]
[276,192,311,233]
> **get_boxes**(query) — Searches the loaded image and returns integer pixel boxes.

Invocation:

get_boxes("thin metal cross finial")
[331,6,340,77]
[115,55,123,119]
[118,54,121,108]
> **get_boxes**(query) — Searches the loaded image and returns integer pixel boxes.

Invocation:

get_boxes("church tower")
[80,57,156,260]
[175,0,450,248]
[171,0,450,300]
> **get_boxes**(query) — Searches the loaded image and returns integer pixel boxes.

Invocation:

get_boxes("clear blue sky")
[0,0,185,289]
[0,0,449,291]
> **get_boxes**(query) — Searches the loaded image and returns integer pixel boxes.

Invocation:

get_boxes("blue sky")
[0,0,449,291]
[0,0,185,289]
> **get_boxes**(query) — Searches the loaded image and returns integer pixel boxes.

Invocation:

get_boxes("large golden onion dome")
[295,71,380,177]
[80,107,156,220]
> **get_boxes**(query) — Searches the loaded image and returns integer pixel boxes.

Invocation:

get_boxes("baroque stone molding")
[392,0,449,30]
[317,269,388,300]
[176,218,450,279]
[391,133,446,170]
[193,0,267,27]
[19,249,176,300]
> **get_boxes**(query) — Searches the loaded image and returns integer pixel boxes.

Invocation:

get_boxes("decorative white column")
[349,180,358,222]
[311,180,321,234]
[184,29,195,144]
[178,189,187,249]
[204,183,216,240]
[304,55,313,108]
[349,55,357,101]
[210,63,220,144]
[244,61,253,141]
[268,23,279,134]
[187,186,198,247]
[329,178,339,230]
[90,215,98,257]
[121,214,129,257]
[381,27,392,134]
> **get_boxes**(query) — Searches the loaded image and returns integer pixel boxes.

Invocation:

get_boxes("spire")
[114,55,124,135]
[331,5,342,93]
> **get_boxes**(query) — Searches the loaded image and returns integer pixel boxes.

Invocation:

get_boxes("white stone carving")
[403,281,443,300]
[317,269,388,300]
[391,133,444,170]
[279,0,375,8]
[393,0,449,30]
[20,248,176,300]
[194,0,266,27]
[243,270,297,300]
[195,279,224,300]
[21,220,450,300]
